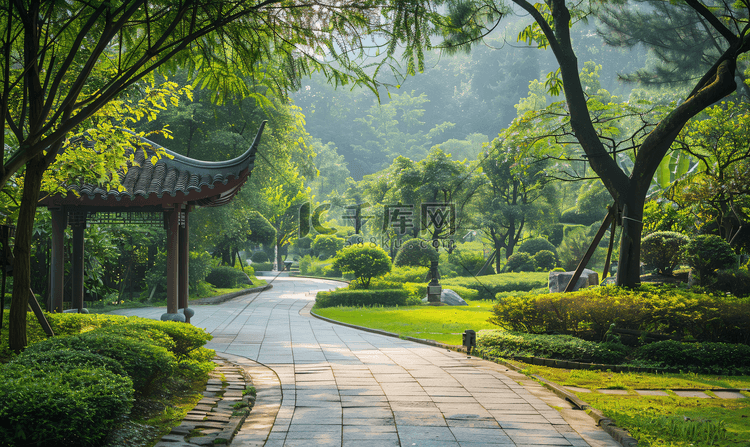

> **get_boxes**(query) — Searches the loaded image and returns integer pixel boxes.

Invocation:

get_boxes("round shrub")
[106,318,213,357]
[533,250,557,271]
[684,234,737,282]
[394,238,439,267]
[24,332,177,392]
[251,250,269,263]
[311,234,345,259]
[333,245,392,288]
[189,251,214,290]
[505,252,537,272]
[0,364,134,447]
[206,266,252,288]
[447,251,487,276]
[518,237,557,256]
[641,231,689,275]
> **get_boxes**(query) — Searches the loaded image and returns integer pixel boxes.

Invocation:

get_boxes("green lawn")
[313,299,498,345]
[517,362,750,446]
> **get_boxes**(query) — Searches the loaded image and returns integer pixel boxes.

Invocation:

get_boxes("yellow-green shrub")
[490,285,750,343]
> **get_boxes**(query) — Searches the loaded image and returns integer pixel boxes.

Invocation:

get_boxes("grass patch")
[516,363,750,390]
[515,361,750,446]
[313,299,497,345]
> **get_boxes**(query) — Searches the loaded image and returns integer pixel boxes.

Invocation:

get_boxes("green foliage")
[246,211,277,246]
[543,224,565,247]
[558,227,604,270]
[251,262,273,271]
[311,234,345,259]
[206,266,252,288]
[394,238,439,267]
[333,245,392,288]
[446,285,480,301]
[641,231,689,275]
[107,318,213,358]
[684,235,738,283]
[24,331,177,392]
[251,251,270,263]
[383,265,430,283]
[445,251,488,277]
[9,350,128,378]
[476,330,629,364]
[441,272,549,300]
[712,268,750,297]
[189,250,215,291]
[519,237,557,256]
[642,201,695,235]
[315,289,410,308]
[533,250,558,271]
[322,263,343,278]
[634,340,750,374]
[505,252,537,272]
[489,285,750,344]
[0,362,134,447]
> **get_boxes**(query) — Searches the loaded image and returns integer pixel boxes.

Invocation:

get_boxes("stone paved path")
[111,276,621,447]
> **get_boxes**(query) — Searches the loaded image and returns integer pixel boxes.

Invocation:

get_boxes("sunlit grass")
[313,299,498,345]
[514,361,750,446]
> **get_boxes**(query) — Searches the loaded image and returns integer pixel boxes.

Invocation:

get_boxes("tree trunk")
[9,156,46,352]
[615,195,646,288]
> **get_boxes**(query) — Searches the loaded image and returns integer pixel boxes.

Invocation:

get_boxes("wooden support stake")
[564,205,615,292]
[28,288,54,337]
[601,206,618,283]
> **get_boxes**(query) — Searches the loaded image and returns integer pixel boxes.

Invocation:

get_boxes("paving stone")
[596,389,629,395]
[635,390,669,396]
[673,390,712,398]
[713,391,747,399]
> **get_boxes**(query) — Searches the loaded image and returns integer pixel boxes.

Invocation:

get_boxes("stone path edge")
[309,306,639,447]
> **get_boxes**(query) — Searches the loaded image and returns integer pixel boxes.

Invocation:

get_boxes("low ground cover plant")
[477,330,629,364]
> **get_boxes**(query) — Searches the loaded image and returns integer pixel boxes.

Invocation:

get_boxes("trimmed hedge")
[641,231,689,275]
[316,289,410,307]
[206,266,252,288]
[441,272,548,300]
[518,237,557,256]
[106,317,213,357]
[490,285,750,344]
[476,330,628,364]
[0,360,134,447]
[250,262,273,271]
[634,340,750,374]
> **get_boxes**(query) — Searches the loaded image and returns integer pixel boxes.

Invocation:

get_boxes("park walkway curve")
[111,276,622,447]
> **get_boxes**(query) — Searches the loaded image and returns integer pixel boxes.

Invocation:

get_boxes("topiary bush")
[206,266,252,288]
[446,251,488,276]
[476,330,628,364]
[533,250,557,271]
[333,245,392,288]
[189,250,215,291]
[641,231,689,275]
[311,234,345,259]
[505,252,537,272]
[394,238,439,267]
[315,289,410,307]
[251,250,269,263]
[0,362,134,447]
[685,235,737,284]
[250,261,273,271]
[383,265,430,283]
[107,317,213,357]
[518,237,557,256]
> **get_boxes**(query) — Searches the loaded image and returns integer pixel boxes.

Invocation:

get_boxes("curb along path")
[155,357,257,446]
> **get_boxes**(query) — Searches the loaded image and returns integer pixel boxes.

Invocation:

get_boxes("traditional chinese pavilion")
[41,123,266,323]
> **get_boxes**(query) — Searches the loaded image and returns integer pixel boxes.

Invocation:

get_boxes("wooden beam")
[564,205,615,292]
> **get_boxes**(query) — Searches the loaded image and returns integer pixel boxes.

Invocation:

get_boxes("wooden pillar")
[49,209,66,312]
[178,209,190,323]
[71,221,85,313]
[162,206,184,322]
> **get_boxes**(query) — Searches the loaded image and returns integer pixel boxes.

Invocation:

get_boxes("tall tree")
[427,0,750,287]
[0,0,432,351]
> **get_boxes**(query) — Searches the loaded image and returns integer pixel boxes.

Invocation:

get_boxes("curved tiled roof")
[44,122,265,209]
